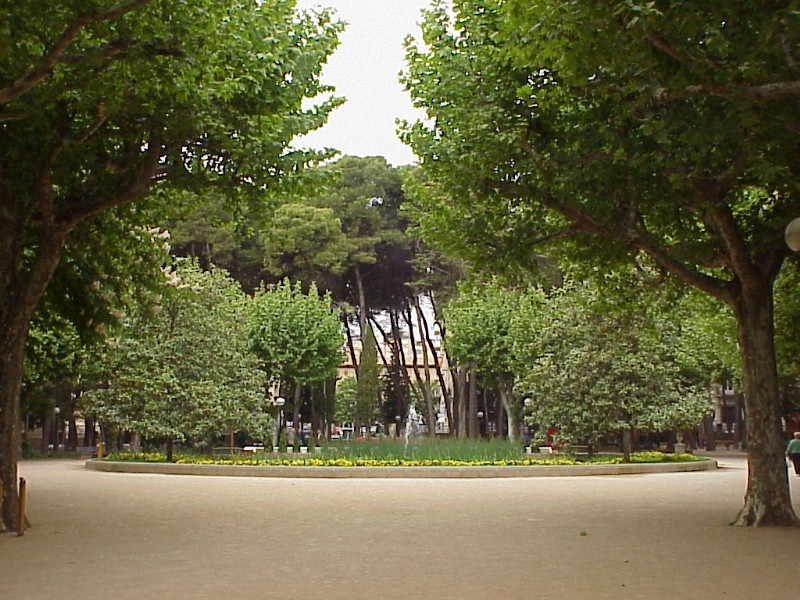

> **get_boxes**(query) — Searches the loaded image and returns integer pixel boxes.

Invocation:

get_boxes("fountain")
[403,405,423,452]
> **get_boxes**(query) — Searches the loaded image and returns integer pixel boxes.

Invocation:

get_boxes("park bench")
[569,445,590,458]
[75,446,97,458]
[212,447,243,458]
[714,439,738,450]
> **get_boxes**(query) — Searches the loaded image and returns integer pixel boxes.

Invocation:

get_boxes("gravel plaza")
[2,452,800,599]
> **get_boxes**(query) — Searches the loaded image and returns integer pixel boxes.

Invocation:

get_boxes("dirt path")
[1,453,798,599]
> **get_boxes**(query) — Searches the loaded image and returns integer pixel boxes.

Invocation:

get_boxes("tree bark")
[731,290,798,526]
[371,314,412,421]
[414,299,437,437]
[419,293,455,433]
[498,380,519,442]
[354,263,368,345]
[293,384,302,445]
[343,314,360,379]
[0,324,25,532]
[467,370,478,440]
[456,367,467,439]
[1,226,68,531]
[622,427,633,463]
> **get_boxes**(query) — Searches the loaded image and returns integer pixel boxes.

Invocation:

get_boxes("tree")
[315,156,411,338]
[167,190,268,294]
[261,202,351,286]
[512,281,709,461]
[0,0,342,531]
[249,279,343,427]
[403,0,800,526]
[82,260,268,461]
[444,279,537,441]
[334,375,357,425]
[354,323,381,435]
[21,212,175,449]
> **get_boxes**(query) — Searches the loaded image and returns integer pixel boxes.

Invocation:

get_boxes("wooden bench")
[714,439,738,450]
[212,447,242,457]
[568,445,590,457]
[75,446,97,458]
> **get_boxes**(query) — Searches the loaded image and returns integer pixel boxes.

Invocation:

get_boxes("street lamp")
[522,398,533,452]
[786,218,800,252]
[53,406,61,452]
[273,396,286,452]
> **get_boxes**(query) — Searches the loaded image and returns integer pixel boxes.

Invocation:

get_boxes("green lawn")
[105,438,702,466]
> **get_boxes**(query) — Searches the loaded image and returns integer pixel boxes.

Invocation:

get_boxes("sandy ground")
[1,452,799,599]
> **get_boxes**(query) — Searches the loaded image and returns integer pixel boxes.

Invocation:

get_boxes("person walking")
[786,431,800,475]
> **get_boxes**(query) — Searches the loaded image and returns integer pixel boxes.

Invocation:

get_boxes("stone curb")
[85,458,717,479]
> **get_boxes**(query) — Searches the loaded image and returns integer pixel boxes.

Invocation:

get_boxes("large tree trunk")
[1,227,68,532]
[0,317,26,533]
[354,263,368,345]
[731,291,798,526]
[498,380,519,442]
[467,370,478,440]
[622,428,633,463]
[456,367,467,439]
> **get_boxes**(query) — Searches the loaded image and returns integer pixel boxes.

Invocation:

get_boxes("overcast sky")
[293,0,432,166]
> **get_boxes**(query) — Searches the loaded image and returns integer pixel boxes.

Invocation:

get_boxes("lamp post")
[273,396,286,452]
[52,406,61,452]
[522,398,533,452]
[477,410,484,438]
[786,218,800,252]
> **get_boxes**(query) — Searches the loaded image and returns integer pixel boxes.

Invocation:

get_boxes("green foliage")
[82,259,269,444]
[775,262,800,383]
[105,445,703,467]
[275,156,415,308]
[659,289,740,386]
[261,202,351,280]
[0,0,344,531]
[355,324,382,426]
[445,280,542,377]
[402,2,800,520]
[167,190,268,294]
[512,281,710,447]
[2,0,345,217]
[403,1,799,280]
[317,156,408,267]
[444,279,546,439]
[249,279,343,387]
[334,375,357,424]
[24,217,172,394]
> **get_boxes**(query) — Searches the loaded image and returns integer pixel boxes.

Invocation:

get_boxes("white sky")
[293,0,432,166]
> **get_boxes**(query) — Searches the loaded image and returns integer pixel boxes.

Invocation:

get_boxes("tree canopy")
[82,259,269,461]
[512,281,710,460]
[0,0,343,531]
[249,279,343,389]
[444,279,537,440]
[402,0,800,526]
